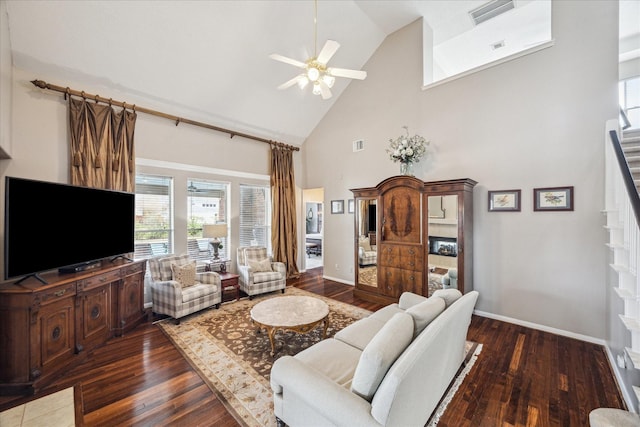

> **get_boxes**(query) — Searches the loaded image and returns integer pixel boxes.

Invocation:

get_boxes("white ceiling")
[4,1,638,146]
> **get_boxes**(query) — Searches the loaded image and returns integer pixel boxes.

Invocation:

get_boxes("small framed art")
[533,186,574,211]
[488,190,521,212]
[348,199,355,214]
[331,199,344,214]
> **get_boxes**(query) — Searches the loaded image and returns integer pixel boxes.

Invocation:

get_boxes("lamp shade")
[203,223,228,239]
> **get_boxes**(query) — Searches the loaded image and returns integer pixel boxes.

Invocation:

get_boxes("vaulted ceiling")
[4,1,637,146]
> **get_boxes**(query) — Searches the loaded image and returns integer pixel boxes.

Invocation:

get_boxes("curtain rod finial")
[31,79,47,89]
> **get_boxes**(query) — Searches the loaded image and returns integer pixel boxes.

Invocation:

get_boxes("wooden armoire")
[351,176,476,305]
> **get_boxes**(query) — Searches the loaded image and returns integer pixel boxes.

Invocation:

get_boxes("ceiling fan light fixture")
[322,74,335,88]
[312,83,322,96]
[307,66,320,82]
[297,75,309,89]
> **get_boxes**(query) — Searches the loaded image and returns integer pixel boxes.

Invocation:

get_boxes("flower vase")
[400,162,413,176]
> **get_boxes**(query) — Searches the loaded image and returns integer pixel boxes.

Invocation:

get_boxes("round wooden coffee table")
[250,295,329,355]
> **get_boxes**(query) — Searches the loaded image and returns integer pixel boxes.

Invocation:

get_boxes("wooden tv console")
[0,259,148,395]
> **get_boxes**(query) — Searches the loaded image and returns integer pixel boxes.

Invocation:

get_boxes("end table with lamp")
[203,223,228,271]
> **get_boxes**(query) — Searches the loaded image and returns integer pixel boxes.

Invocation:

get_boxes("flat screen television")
[4,176,135,282]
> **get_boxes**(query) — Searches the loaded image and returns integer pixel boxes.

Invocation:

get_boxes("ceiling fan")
[269,1,367,100]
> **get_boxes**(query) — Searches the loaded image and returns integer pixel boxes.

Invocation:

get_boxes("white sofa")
[271,289,479,427]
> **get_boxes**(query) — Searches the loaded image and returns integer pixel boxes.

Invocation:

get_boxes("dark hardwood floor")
[0,268,626,426]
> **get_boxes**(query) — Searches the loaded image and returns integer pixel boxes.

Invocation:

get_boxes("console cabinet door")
[116,262,146,335]
[76,285,111,353]
[30,284,76,383]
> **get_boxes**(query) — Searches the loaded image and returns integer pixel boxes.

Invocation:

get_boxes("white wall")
[0,67,305,280]
[0,0,12,158]
[303,1,618,339]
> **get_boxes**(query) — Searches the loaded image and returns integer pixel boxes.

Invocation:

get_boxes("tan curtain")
[270,146,299,278]
[68,98,136,191]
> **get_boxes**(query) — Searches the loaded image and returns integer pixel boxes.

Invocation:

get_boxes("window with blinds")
[239,184,272,253]
[134,174,173,259]
[187,179,229,262]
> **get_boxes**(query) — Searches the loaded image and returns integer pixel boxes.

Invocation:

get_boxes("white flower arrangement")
[386,126,429,164]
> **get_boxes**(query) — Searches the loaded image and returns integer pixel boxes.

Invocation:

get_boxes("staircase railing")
[604,120,640,409]
[608,129,640,225]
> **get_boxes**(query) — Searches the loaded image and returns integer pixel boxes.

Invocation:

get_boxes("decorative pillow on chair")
[359,236,372,252]
[171,261,197,288]
[247,258,273,272]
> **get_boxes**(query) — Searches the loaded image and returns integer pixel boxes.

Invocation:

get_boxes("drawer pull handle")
[54,289,66,297]
[99,277,107,282]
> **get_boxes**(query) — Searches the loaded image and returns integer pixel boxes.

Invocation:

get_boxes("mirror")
[427,195,458,296]
[428,196,445,218]
[356,198,377,287]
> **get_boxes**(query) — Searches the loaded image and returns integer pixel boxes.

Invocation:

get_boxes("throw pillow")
[351,312,414,401]
[171,261,197,288]
[359,236,372,252]
[406,297,445,337]
[431,289,462,308]
[247,258,273,272]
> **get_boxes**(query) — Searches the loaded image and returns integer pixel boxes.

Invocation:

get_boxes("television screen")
[4,176,135,280]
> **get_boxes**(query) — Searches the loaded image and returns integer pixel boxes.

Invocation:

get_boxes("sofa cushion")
[406,297,446,337]
[368,303,404,323]
[398,292,428,310]
[351,312,414,401]
[294,338,362,389]
[334,317,387,351]
[171,261,197,288]
[431,289,463,307]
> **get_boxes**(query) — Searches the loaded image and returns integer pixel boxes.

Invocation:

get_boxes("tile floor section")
[0,387,75,427]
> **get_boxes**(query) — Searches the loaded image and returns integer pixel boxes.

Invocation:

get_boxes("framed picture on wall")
[348,199,355,214]
[533,186,574,211]
[488,190,521,212]
[331,200,344,214]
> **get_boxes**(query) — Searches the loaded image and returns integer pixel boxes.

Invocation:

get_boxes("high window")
[134,174,173,258]
[620,76,640,130]
[239,184,272,253]
[187,179,229,262]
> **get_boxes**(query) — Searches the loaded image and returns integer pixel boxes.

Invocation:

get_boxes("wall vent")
[353,139,364,152]
[469,0,515,26]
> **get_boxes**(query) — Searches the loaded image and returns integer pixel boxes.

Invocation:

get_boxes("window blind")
[239,184,272,253]
[134,174,173,259]
[187,179,229,262]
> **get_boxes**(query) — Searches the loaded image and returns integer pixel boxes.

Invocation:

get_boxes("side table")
[218,272,240,301]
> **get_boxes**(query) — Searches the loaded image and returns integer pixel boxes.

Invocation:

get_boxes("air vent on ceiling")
[469,0,515,26]
[353,139,364,152]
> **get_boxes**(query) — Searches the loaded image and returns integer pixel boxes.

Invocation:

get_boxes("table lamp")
[203,223,228,261]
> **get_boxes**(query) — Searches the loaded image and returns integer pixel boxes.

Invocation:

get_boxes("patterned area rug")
[359,266,377,286]
[157,287,480,427]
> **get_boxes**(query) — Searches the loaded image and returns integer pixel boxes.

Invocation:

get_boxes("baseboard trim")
[473,310,606,346]
[322,274,354,286]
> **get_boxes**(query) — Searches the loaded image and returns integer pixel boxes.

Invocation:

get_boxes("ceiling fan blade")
[316,40,340,65]
[328,67,367,80]
[318,81,332,100]
[269,53,306,68]
[277,75,301,90]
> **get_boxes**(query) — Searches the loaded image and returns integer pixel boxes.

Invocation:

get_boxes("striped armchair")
[236,247,286,299]
[149,253,222,324]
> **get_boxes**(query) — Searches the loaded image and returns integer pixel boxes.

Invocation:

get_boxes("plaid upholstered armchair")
[149,253,222,324]
[236,246,286,299]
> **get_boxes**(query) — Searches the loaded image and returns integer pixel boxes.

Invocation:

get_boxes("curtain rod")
[30,79,300,152]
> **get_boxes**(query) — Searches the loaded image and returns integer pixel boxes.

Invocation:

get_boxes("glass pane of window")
[187,179,229,262]
[134,174,173,259]
[239,184,271,253]
[620,76,640,130]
